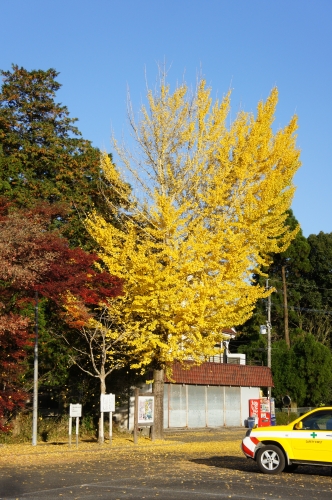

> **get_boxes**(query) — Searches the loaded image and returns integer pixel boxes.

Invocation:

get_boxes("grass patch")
[0,412,129,444]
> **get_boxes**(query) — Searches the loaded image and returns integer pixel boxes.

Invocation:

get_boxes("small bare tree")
[64,305,130,443]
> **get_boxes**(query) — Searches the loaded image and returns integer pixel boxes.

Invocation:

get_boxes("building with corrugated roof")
[122,328,273,430]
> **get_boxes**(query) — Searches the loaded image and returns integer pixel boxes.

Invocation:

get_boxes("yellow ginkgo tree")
[86,79,301,438]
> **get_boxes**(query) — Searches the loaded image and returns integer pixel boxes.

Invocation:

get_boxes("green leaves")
[0,65,113,248]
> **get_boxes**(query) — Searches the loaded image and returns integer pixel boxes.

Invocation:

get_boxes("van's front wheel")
[256,445,285,474]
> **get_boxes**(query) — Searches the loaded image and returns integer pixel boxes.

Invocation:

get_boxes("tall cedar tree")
[237,220,332,363]
[236,218,332,405]
[307,232,332,307]
[87,80,301,438]
[267,211,311,346]
[0,65,115,248]
[237,210,311,360]
[299,232,332,346]
[0,199,123,431]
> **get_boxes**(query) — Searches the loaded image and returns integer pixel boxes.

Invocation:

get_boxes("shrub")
[275,411,298,425]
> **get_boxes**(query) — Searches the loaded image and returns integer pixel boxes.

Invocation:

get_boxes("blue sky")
[1,0,331,237]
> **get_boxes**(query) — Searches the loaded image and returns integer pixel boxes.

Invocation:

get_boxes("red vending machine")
[249,398,271,427]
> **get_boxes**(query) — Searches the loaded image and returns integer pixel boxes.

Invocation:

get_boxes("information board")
[100,393,115,412]
[69,403,82,417]
[138,395,154,424]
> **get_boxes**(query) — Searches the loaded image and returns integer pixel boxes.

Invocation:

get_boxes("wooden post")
[134,388,139,444]
[69,417,72,447]
[99,411,104,444]
[76,416,79,448]
[152,369,164,440]
[282,265,290,348]
[109,411,112,445]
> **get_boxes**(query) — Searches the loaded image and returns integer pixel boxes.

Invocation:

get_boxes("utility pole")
[32,291,38,446]
[266,279,272,399]
[281,265,290,348]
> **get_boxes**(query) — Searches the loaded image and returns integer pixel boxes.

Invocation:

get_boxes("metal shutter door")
[188,386,206,427]
[224,387,241,426]
[168,384,187,427]
[207,386,224,427]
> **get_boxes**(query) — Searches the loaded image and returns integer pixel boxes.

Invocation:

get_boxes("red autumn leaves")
[0,199,123,430]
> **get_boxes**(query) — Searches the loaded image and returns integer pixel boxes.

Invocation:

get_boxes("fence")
[276,407,316,416]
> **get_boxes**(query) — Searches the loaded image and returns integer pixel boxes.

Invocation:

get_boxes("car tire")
[256,445,286,474]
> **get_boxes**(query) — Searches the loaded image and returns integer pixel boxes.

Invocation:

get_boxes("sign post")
[134,388,139,445]
[69,403,82,448]
[68,415,72,447]
[100,394,115,444]
[75,416,79,448]
[134,389,154,444]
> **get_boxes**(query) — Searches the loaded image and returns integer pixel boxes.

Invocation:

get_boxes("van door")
[290,409,332,463]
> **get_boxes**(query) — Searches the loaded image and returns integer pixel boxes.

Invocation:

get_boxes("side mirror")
[294,421,303,430]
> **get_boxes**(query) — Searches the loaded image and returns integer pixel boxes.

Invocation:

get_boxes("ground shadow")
[48,441,67,446]
[47,437,99,444]
[191,455,259,473]
[191,455,332,477]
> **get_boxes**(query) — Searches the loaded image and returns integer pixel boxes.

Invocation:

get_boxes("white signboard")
[100,393,115,413]
[69,403,82,417]
[138,395,154,424]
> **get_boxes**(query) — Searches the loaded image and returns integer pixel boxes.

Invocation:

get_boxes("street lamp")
[32,291,38,446]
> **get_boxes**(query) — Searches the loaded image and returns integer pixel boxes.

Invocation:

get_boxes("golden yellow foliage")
[0,432,243,467]
[86,80,300,370]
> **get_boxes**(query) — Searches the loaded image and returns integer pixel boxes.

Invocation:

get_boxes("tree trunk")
[152,368,164,440]
[281,265,290,348]
[98,374,106,443]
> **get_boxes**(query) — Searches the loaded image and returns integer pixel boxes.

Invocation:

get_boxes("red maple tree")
[0,198,123,431]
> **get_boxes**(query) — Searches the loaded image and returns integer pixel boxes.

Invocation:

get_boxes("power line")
[249,301,332,316]
[270,301,332,315]
[268,278,332,293]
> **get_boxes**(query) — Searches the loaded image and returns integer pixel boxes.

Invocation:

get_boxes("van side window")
[302,411,332,430]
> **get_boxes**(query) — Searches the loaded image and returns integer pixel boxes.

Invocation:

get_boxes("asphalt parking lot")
[1,428,332,500]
